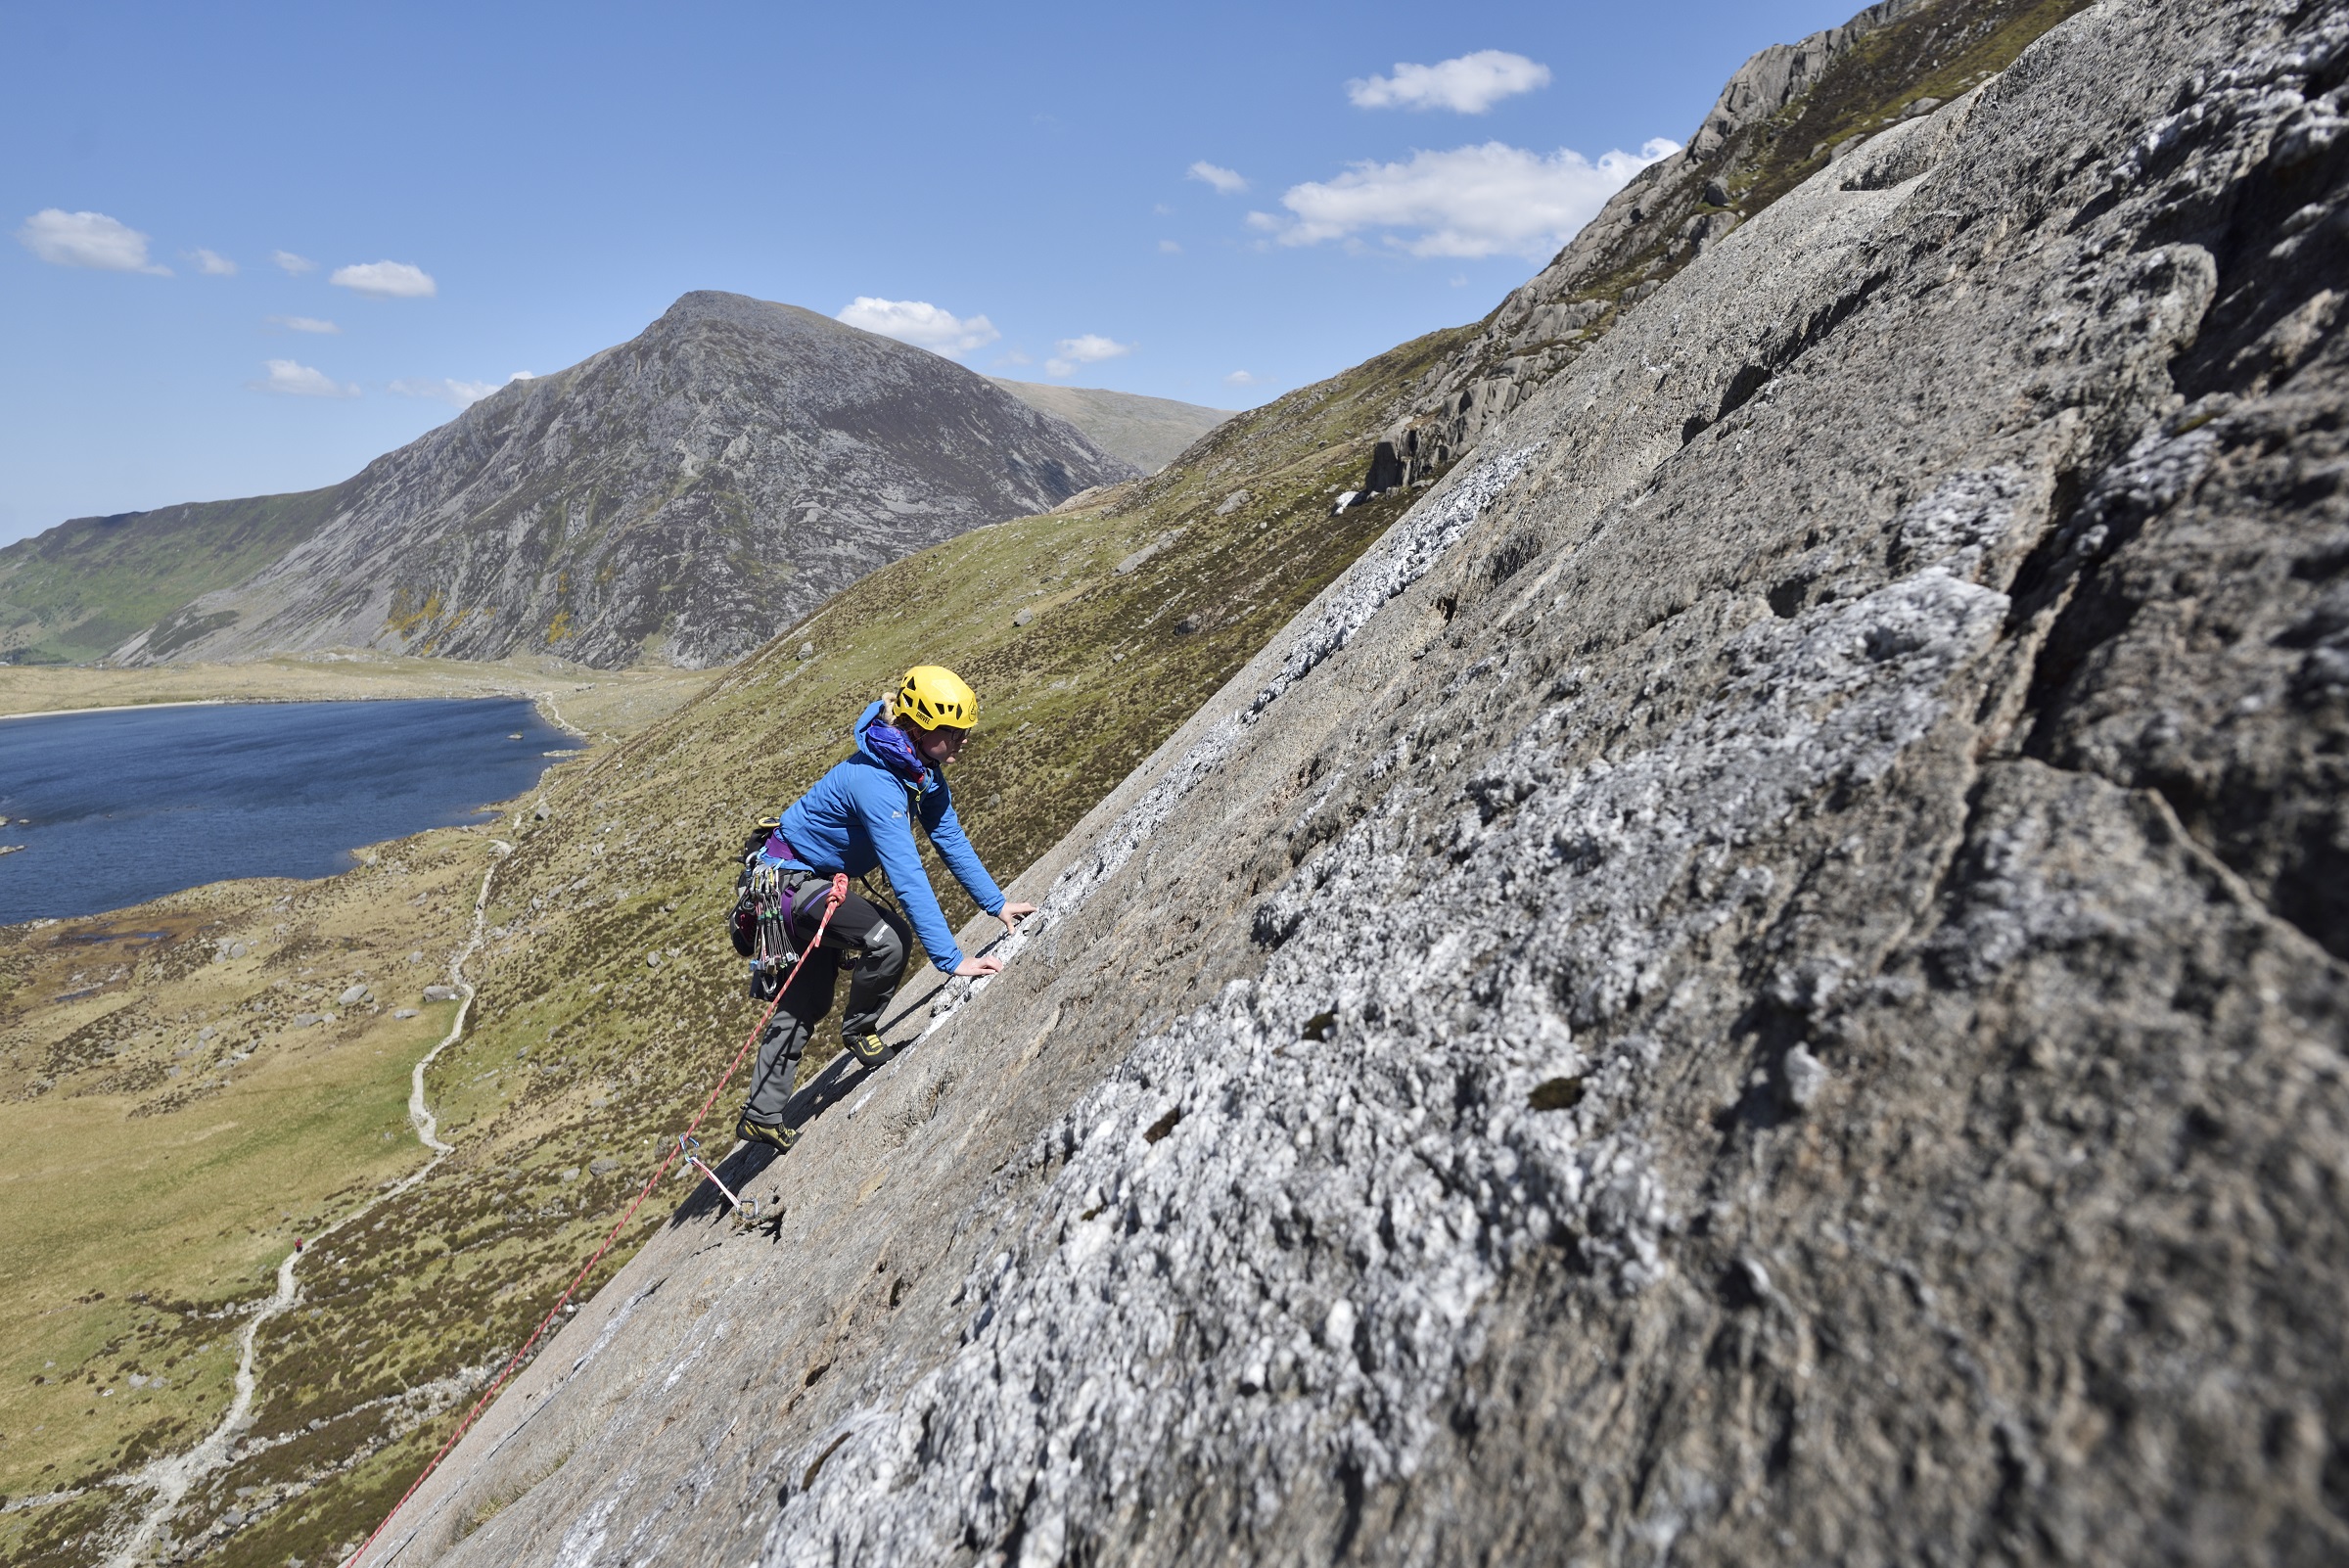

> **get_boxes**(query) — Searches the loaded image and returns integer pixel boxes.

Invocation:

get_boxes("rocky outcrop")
[106,293,1134,670]
[1381,0,2094,490]
[354,1,2349,1562]
[1686,0,1927,160]
[988,381,1235,473]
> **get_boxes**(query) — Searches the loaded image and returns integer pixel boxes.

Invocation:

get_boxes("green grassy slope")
[1723,0,2097,216]
[0,486,353,666]
[0,838,498,1565]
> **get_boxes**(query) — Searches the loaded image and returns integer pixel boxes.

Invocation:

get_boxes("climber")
[734,666,1036,1153]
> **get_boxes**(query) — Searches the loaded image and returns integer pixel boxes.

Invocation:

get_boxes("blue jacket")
[764,701,1005,972]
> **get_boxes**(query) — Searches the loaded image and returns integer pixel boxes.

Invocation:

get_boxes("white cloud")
[836,297,1000,356]
[1158,238,1182,254]
[390,378,476,404]
[331,259,437,299]
[1224,370,1259,387]
[1260,138,1678,259]
[1187,161,1247,195]
[1055,334,1132,363]
[188,248,237,275]
[267,315,341,334]
[1044,334,1133,377]
[272,250,316,275]
[390,371,533,407]
[995,348,1034,367]
[16,209,170,274]
[251,359,359,398]
[1347,50,1551,114]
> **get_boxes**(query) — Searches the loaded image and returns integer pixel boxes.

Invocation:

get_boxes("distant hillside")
[989,381,1232,473]
[1,293,1135,671]
[0,488,352,667]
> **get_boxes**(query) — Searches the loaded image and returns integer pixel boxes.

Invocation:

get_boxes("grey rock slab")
[1385,0,1955,484]
[373,4,2349,1565]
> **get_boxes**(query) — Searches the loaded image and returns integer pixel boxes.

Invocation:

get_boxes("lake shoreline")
[0,655,714,742]
[0,695,235,722]
[0,690,589,738]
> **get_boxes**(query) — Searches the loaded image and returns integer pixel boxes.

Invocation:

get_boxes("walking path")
[98,845,510,1567]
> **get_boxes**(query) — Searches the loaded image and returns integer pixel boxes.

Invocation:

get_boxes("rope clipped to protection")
[341,872,851,1568]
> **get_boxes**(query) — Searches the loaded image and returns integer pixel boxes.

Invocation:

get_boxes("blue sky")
[1,0,1868,545]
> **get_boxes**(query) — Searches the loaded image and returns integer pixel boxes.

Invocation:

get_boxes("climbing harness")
[859,868,909,931]
[340,871,850,1568]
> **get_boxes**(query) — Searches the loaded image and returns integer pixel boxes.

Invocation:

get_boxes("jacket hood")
[853,700,936,789]
[852,699,888,761]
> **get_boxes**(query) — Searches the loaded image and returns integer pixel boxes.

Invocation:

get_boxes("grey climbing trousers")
[740,876,912,1126]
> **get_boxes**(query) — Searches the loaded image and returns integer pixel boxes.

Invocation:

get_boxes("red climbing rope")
[340,873,850,1568]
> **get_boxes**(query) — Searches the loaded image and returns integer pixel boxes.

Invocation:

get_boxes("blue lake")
[0,698,572,924]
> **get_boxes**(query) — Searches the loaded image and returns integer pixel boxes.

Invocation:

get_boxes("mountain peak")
[90,296,1135,669]
[655,289,849,336]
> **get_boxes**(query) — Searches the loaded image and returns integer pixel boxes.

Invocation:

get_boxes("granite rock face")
[110,293,1134,669]
[363,2,2349,1563]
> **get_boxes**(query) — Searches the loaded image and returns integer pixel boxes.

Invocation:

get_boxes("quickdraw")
[725,815,782,967]
[746,861,798,1000]
[677,1133,760,1222]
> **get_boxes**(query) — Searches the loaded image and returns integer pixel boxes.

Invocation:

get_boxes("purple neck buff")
[863,715,931,786]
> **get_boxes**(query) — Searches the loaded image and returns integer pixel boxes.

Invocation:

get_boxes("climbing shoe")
[843,1029,892,1068]
[735,1115,798,1154]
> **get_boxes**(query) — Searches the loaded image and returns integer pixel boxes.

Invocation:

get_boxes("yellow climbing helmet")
[895,665,978,730]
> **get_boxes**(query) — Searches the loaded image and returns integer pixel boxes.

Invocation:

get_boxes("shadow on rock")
[665,1053,881,1231]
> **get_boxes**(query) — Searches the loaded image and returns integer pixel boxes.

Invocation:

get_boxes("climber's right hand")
[953,954,1004,979]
